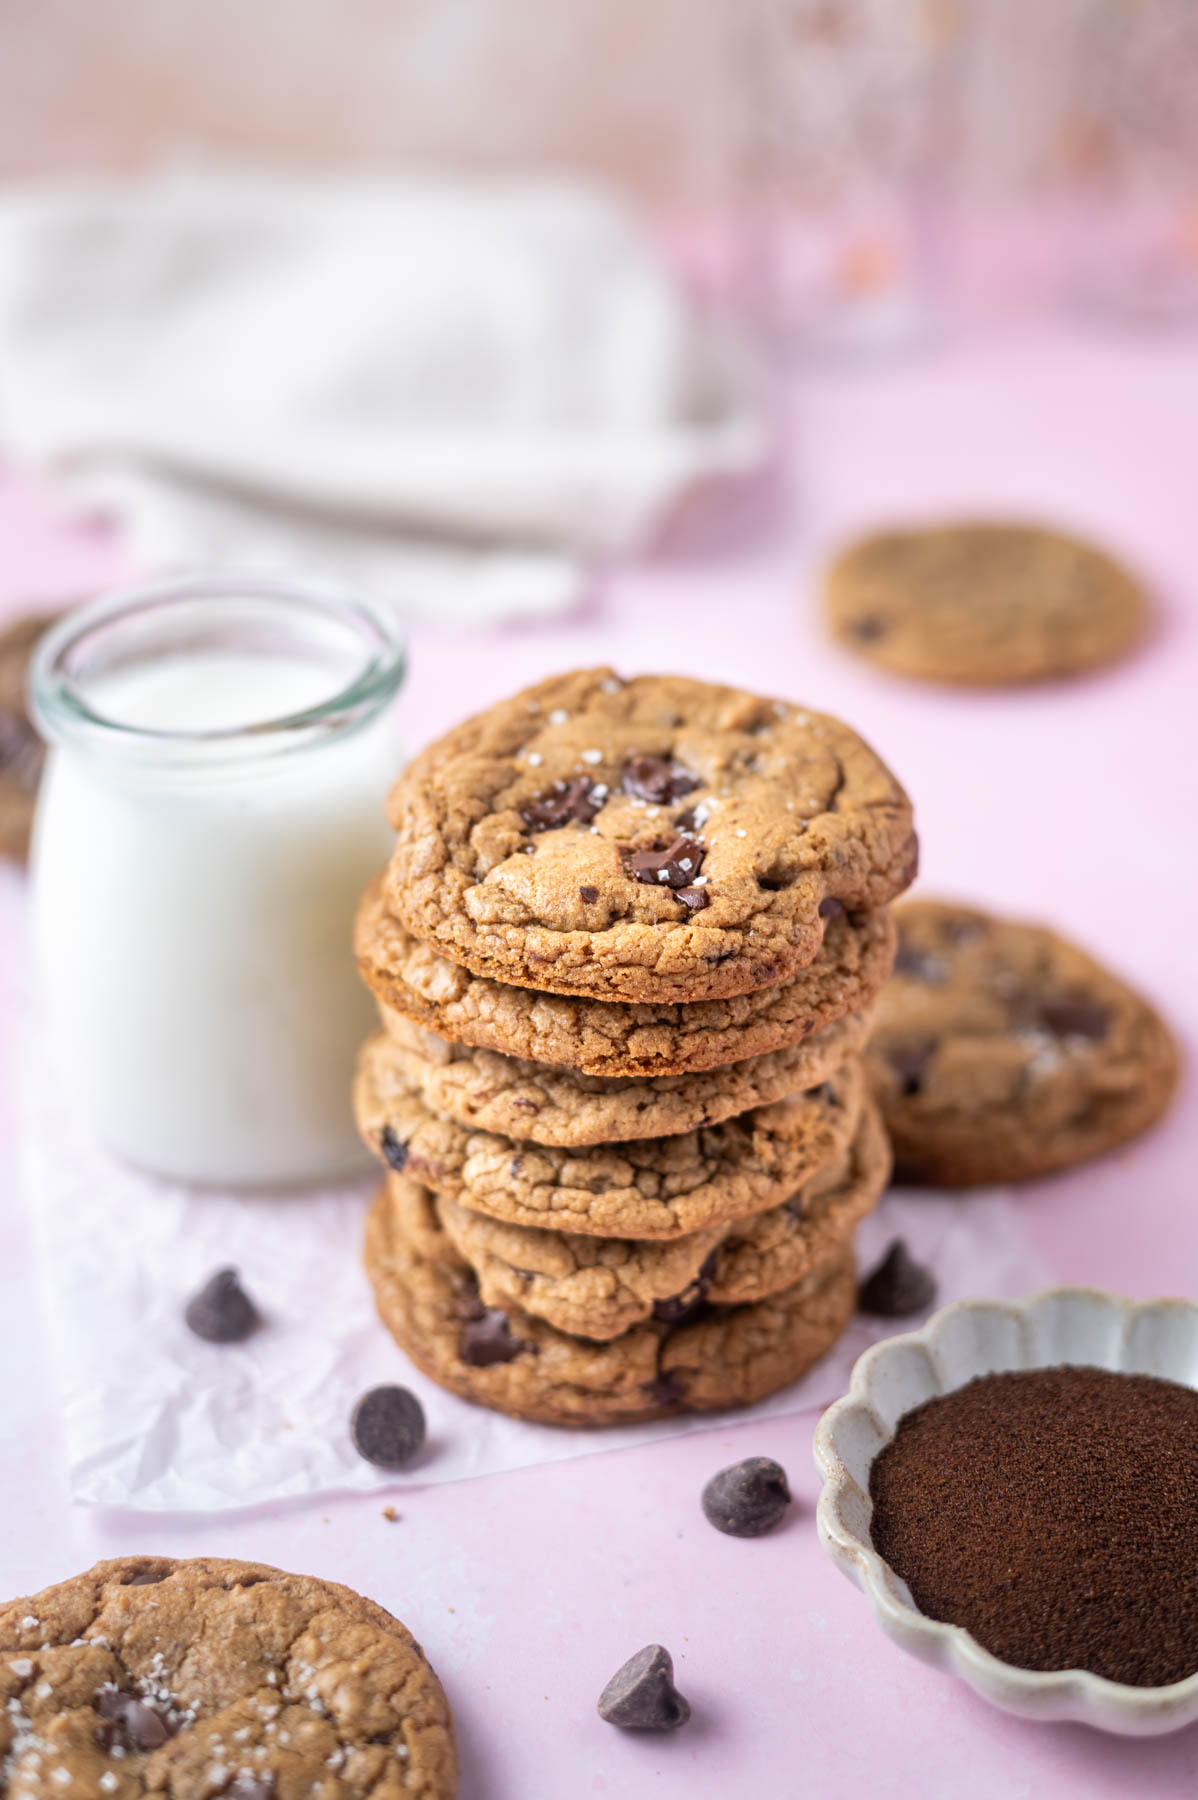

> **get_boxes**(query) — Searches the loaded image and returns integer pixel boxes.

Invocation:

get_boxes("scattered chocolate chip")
[675,885,709,913]
[851,615,887,641]
[887,1042,934,1097]
[379,1127,409,1172]
[459,1307,529,1367]
[701,1456,792,1537]
[520,777,607,831]
[621,756,699,805]
[121,1567,167,1586]
[578,885,599,904]
[597,1645,691,1731]
[96,1690,177,1753]
[643,1368,687,1408]
[894,941,948,983]
[1038,996,1110,1041]
[184,1268,261,1344]
[350,1385,426,1469]
[818,896,845,919]
[859,1239,937,1317]
[625,836,705,891]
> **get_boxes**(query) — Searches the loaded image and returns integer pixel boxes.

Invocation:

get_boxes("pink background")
[3,299,1198,1794]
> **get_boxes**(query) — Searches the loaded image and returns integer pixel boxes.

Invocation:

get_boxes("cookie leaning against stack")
[353,669,917,1425]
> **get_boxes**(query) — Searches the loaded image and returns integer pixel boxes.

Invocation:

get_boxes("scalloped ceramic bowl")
[814,1287,1198,1735]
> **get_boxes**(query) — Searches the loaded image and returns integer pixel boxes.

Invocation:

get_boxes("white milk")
[31,593,402,1187]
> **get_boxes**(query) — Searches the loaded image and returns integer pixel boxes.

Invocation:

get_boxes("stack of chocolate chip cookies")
[352,669,917,1425]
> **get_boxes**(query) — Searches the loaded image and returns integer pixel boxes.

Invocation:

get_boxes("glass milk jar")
[29,574,404,1187]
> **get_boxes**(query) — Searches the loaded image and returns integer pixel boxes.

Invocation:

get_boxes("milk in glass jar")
[29,574,404,1187]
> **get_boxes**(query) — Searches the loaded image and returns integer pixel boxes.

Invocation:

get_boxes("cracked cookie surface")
[824,521,1149,686]
[0,1554,456,1798]
[378,1006,871,1148]
[867,898,1179,1186]
[364,1178,858,1425]
[357,877,895,1078]
[382,668,916,1003]
[431,1097,889,1339]
[355,1034,864,1239]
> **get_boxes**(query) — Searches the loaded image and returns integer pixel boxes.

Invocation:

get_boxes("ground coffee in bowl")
[869,1365,1198,1688]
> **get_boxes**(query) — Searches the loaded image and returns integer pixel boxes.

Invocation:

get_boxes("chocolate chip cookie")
[355,1033,864,1239]
[431,1097,889,1340]
[0,611,57,861]
[867,898,1180,1185]
[0,1554,457,1797]
[364,1177,858,1426]
[357,876,896,1077]
[383,668,916,1003]
[824,521,1149,686]
[379,1007,871,1148]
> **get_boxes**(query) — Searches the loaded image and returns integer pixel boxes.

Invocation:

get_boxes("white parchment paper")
[22,1061,1051,1512]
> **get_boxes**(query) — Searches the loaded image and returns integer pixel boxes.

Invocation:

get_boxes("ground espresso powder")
[869,1366,1198,1687]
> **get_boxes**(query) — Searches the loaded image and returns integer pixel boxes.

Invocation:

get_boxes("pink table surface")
[3,309,1198,1798]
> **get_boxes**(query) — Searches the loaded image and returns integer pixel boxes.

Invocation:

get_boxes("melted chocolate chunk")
[894,940,949,983]
[184,1268,262,1344]
[644,1368,687,1408]
[887,1042,934,1097]
[859,1239,937,1317]
[625,836,705,890]
[675,885,709,913]
[598,1645,691,1732]
[350,1384,426,1468]
[701,1456,792,1537]
[578,885,599,904]
[651,1254,717,1326]
[459,1307,529,1367]
[1038,995,1110,1041]
[520,777,607,831]
[379,1127,409,1172]
[96,1691,178,1754]
[621,756,699,805]
[818,896,846,920]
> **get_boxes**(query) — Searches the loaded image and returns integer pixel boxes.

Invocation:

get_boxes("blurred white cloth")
[0,168,766,622]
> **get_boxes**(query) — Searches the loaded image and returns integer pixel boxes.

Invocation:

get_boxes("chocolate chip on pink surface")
[859,1239,937,1317]
[701,1457,792,1537]
[597,1645,691,1731]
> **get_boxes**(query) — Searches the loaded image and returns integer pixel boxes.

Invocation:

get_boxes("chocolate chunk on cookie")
[824,521,1149,686]
[364,1177,858,1426]
[866,899,1179,1186]
[378,1007,872,1149]
[0,1555,456,1796]
[383,669,916,1003]
[355,1032,865,1240]
[357,876,896,1079]
[429,1099,889,1340]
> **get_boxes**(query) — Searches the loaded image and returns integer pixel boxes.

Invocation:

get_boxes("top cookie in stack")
[354,669,916,1426]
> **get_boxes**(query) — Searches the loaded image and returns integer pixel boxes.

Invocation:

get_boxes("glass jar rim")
[30,571,406,769]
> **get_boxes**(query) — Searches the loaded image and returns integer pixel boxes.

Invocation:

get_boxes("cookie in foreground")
[0,1554,456,1795]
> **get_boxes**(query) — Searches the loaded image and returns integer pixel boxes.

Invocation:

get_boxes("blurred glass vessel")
[29,574,404,1188]
[751,0,964,357]
[1065,0,1198,325]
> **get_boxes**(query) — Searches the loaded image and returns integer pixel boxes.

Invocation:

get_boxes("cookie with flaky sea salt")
[355,1031,865,1239]
[357,876,895,1078]
[0,1554,457,1797]
[431,1096,889,1340]
[866,898,1179,1186]
[383,668,916,1004]
[364,1177,857,1426]
[824,521,1149,686]
[379,1006,871,1148]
